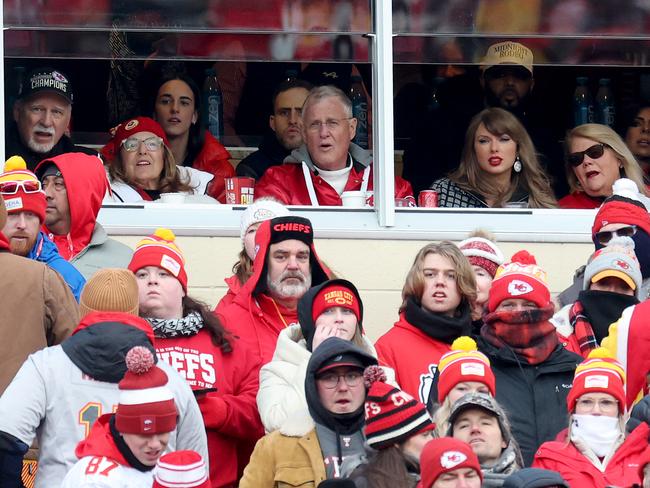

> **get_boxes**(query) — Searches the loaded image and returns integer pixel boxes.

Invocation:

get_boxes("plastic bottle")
[596,78,615,127]
[202,68,223,139]
[573,77,594,126]
[350,75,369,149]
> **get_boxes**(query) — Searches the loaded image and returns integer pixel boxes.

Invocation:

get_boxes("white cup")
[341,190,366,208]
[160,193,186,204]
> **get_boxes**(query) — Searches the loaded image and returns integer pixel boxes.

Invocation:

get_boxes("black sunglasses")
[595,225,637,245]
[567,143,607,167]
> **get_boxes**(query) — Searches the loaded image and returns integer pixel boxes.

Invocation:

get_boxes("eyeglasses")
[306,118,352,132]
[317,371,363,389]
[575,397,619,413]
[121,136,164,152]
[0,180,42,194]
[595,225,637,245]
[567,143,607,167]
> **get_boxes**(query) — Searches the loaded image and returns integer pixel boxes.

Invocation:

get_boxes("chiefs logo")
[614,259,630,270]
[508,279,532,296]
[440,451,467,469]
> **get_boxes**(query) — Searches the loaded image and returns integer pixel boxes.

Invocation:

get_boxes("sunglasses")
[595,225,637,245]
[121,136,164,152]
[567,143,607,167]
[0,180,42,194]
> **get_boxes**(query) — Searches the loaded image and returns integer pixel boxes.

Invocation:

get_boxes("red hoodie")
[35,153,109,261]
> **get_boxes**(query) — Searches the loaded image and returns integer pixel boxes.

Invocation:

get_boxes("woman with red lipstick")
[431,108,557,208]
[559,123,647,208]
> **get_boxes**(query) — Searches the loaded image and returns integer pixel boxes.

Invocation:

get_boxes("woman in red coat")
[533,348,650,487]
[128,227,264,487]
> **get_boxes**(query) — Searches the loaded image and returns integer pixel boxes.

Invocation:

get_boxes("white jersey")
[0,345,207,488]
[61,455,153,488]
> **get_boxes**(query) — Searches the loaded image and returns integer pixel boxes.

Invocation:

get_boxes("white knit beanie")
[239,198,289,243]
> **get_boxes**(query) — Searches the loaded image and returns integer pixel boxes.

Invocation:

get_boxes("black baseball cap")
[19,67,73,104]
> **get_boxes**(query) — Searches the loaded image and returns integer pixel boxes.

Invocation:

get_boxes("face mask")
[571,414,621,457]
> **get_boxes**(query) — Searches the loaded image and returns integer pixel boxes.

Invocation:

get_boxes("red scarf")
[482,305,558,365]
[568,300,597,356]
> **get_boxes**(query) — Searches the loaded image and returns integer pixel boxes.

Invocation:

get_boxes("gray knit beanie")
[583,236,642,298]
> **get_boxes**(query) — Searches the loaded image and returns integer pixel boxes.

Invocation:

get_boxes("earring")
[513,155,522,173]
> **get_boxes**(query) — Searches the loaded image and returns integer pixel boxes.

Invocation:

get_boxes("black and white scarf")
[146,311,204,338]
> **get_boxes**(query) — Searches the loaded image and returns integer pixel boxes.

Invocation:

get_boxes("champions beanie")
[129,228,187,292]
[240,198,289,244]
[363,365,434,450]
[583,236,642,297]
[0,156,46,222]
[567,347,626,414]
[116,346,178,435]
[311,279,362,323]
[458,236,504,278]
[79,268,140,317]
[101,116,169,162]
[420,437,482,488]
[488,250,550,312]
[437,336,496,401]
[153,450,210,488]
[592,178,650,237]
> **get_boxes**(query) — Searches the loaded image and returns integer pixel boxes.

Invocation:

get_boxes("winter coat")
[558,191,604,209]
[431,177,530,208]
[70,223,133,281]
[533,422,650,488]
[476,337,582,466]
[255,142,414,205]
[156,329,264,487]
[0,235,79,394]
[214,274,242,315]
[190,130,234,202]
[0,312,207,488]
[60,415,154,488]
[27,231,86,301]
[374,313,451,404]
[236,131,289,180]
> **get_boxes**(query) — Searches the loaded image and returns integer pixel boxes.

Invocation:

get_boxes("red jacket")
[374,313,451,404]
[533,422,650,488]
[156,330,264,487]
[255,161,413,206]
[192,131,235,203]
[214,274,241,316]
[558,191,604,209]
[74,414,131,466]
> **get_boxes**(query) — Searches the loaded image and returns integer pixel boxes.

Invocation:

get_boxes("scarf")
[109,415,154,472]
[482,305,557,365]
[576,290,638,347]
[571,414,621,458]
[404,296,472,344]
[146,311,204,338]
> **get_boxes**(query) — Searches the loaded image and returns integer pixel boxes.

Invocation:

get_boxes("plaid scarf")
[569,300,597,356]
[482,305,557,365]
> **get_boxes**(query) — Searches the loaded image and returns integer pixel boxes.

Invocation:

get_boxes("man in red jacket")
[255,85,414,206]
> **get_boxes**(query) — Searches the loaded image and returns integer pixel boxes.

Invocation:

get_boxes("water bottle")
[573,77,594,126]
[350,75,369,149]
[202,68,223,139]
[596,78,615,127]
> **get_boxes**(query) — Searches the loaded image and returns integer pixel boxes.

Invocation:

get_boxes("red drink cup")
[418,190,439,207]
[225,177,255,204]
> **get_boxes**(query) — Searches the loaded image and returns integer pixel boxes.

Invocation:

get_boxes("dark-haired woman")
[128,228,263,487]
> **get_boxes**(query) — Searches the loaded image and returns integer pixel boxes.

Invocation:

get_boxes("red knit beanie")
[363,366,434,450]
[0,156,46,222]
[128,228,187,292]
[311,282,361,323]
[420,438,482,488]
[115,346,178,435]
[153,450,210,488]
[458,236,504,278]
[437,336,496,401]
[487,250,550,312]
[592,179,650,236]
[101,116,169,162]
[567,347,626,414]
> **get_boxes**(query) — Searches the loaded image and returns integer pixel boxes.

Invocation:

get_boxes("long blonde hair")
[449,108,557,208]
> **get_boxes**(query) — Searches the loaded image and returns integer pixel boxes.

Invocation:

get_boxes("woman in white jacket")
[257,278,386,432]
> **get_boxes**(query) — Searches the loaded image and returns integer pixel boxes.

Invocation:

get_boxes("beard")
[267,269,312,300]
[9,233,38,257]
[26,125,56,154]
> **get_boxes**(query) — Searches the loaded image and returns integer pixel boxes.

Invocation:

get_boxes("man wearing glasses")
[255,85,413,206]
[240,337,376,486]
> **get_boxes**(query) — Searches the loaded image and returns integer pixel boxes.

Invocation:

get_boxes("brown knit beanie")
[0,195,7,229]
[79,268,140,317]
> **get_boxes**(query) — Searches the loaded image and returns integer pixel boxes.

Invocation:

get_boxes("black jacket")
[236,131,290,180]
[476,338,581,466]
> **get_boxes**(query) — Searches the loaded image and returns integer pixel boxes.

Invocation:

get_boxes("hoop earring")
[513,155,522,173]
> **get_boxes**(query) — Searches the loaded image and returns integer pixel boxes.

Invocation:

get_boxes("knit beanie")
[487,250,550,312]
[128,228,187,292]
[458,236,504,278]
[101,116,170,162]
[79,268,140,317]
[153,450,210,488]
[0,156,46,222]
[239,198,289,243]
[592,178,650,236]
[420,437,482,488]
[583,236,642,297]
[363,365,434,450]
[311,280,362,323]
[567,347,626,414]
[115,346,178,434]
[437,336,496,401]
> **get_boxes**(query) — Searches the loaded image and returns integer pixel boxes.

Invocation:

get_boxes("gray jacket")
[71,223,132,280]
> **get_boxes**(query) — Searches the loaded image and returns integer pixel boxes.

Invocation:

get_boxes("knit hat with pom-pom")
[437,336,496,401]
[458,236,504,278]
[116,346,178,434]
[583,236,642,297]
[363,365,434,450]
[487,250,550,312]
[567,347,626,414]
[128,228,187,291]
[0,156,46,222]
[592,178,650,237]
[153,450,210,488]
